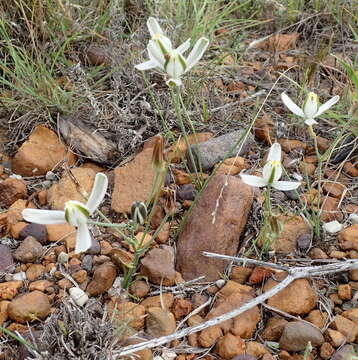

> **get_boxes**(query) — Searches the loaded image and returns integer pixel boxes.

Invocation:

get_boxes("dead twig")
[116,252,358,357]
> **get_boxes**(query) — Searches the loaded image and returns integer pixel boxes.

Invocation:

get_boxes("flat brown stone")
[176,175,253,281]
[111,147,158,214]
[12,125,76,176]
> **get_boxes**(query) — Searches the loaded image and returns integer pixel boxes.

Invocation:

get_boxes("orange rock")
[8,290,51,323]
[338,225,358,251]
[37,190,47,206]
[223,156,248,170]
[305,309,326,329]
[320,196,342,222]
[130,232,152,252]
[156,222,171,244]
[261,316,288,341]
[341,308,358,325]
[279,139,307,153]
[264,277,317,315]
[246,341,270,357]
[322,182,346,199]
[140,293,173,310]
[337,284,352,300]
[129,280,150,299]
[215,163,240,176]
[205,286,260,339]
[28,280,53,292]
[146,307,176,337]
[0,178,27,207]
[299,162,316,176]
[12,125,76,176]
[230,266,253,284]
[215,333,245,359]
[108,301,146,331]
[253,114,274,145]
[248,267,274,284]
[6,322,29,333]
[72,270,87,284]
[331,314,358,342]
[46,223,76,243]
[86,262,116,296]
[0,281,23,300]
[47,167,96,210]
[316,136,330,152]
[173,168,192,185]
[344,162,358,177]
[198,325,223,347]
[6,199,34,227]
[10,221,27,239]
[172,298,193,320]
[320,342,334,359]
[325,328,345,347]
[258,215,311,253]
[26,264,45,281]
[111,147,158,214]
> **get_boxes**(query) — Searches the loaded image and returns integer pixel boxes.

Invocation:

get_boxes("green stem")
[310,126,322,237]
[170,86,202,185]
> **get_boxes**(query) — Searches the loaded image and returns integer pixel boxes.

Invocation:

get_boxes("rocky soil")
[0,121,357,360]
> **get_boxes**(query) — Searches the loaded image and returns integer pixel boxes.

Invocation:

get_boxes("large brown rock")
[0,178,27,207]
[47,167,96,210]
[111,147,158,214]
[8,291,50,323]
[176,175,253,281]
[12,125,76,176]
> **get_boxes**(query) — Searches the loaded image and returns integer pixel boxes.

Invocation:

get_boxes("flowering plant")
[240,143,301,191]
[22,173,108,254]
[135,17,209,86]
[281,92,339,126]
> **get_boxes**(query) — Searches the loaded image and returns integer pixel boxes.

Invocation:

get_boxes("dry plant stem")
[117,253,358,356]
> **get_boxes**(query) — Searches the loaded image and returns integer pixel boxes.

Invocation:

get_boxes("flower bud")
[131,201,148,225]
[151,135,165,173]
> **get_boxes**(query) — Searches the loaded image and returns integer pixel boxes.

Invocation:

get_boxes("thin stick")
[116,254,358,357]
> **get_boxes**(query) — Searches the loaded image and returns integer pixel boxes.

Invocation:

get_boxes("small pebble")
[10,174,23,180]
[348,213,358,224]
[323,221,344,234]
[45,171,56,181]
[57,252,69,264]
[82,255,93,272]
[12,272,27,281]
[215,279,226,288]
[69,287,89,306]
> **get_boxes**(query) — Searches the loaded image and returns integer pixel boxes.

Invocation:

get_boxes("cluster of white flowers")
[135,17,209,86]
[21,18,341,253]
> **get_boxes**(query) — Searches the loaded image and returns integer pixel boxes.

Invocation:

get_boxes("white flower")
[135,17,209,86]
[240,143,301,191]
[281,92,340,126]
[22,173,108,254]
